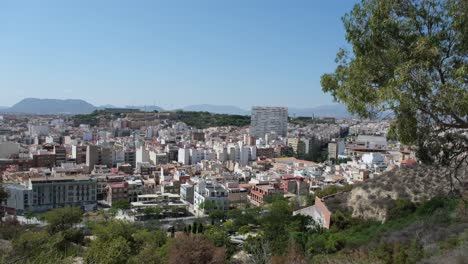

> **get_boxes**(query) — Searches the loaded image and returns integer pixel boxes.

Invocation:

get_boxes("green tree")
[42,207,83,234]
[238,225,251,235]
[407,239,424,263]
[112,200,131,210]
[321,0,467,167]
[85,236,132,264]
[143,206,162,219]
[170,226,175,238]
[197,223,204,234]
[203,226,230,248]
[0,185,8,220]
[85,220,138,264]
[263,194,287,204]
[24,211,36,225]
[305,194,315,206]
[12,231,50,259]
[0,184,8,204]
[203,225,235,256]
[133,229,166,248]
[227,207,260,230]
[209,209,227,223]
[92,220,135,244]
[261,199,293,255]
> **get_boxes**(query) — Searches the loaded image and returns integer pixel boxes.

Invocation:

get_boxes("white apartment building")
[250,106,288,138]
[194,180,229,215]
[28,124,49,136]
[178,147,190,165]
[136,146,150,164]
[0,142,20,159]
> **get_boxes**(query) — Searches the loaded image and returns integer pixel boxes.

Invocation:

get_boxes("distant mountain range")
[182,104,248,115]
[0,99,166,115]
[182,104,352,118]
[0,98,352,117]
[3,98,96,114]
[289,104,353,118]
[125,105,165,112]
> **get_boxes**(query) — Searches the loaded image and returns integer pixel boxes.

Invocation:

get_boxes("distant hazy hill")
[97,104,117,109]
[3,99,168,115]
[125,105,165,112]
[179,104,352,117]
[3,98,352,117]
[6,98,97,114]
[182,104,249,115]
[289,104,352,118]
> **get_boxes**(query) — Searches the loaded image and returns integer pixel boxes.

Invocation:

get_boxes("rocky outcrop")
[346,165,466,222]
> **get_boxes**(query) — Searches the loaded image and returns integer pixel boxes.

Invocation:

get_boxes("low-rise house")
[224,182,248,206]
[180,183,195,204]
[280,175,309,195]
[106,182,128,206]
[293,196,332,229]
[248,183,282,206]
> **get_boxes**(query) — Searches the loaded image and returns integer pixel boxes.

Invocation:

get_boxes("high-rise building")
[287,137,306,156]
[250,107,288,138]
[328,138,345,160]
[54,145,67,166]
[86,145,113,169]
[136,146,150,164]
[124,150,136,167]
[191,130,205,142]
[72,145,87,164]
[178,147,190,165]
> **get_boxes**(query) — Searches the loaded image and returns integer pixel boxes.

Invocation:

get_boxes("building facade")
[250,107,288,138]
[5,176,97,214]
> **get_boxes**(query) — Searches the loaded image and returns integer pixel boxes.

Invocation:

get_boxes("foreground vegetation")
[0,192,466,264]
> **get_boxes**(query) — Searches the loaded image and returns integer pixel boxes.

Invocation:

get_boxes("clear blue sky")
[0,0,358,109]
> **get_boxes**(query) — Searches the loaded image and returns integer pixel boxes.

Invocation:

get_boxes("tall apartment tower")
[86,145,113,170]
[250,107,288,138]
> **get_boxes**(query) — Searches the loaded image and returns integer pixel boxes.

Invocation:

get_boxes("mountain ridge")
[182,104,248,115]
[1,98,352,117]
[4,98,96,114]
[182,103,352,118]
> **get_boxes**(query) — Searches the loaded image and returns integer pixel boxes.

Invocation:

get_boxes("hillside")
[176,111,250,129]
[125,105,165,112]
[289,104,353,118]
[182,104,249,115]
[73,110,251,128]
[346,165,466,222]
[321,165,467,223]
[5,98,97,114]
[2,99,167,115]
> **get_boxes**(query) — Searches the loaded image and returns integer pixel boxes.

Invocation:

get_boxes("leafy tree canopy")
[321,0,467,166]
[42,207,83,234]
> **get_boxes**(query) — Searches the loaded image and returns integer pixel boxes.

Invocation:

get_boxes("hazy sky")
[0,0,357,109]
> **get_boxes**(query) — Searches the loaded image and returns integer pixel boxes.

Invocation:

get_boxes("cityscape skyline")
[0,0,358,108]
